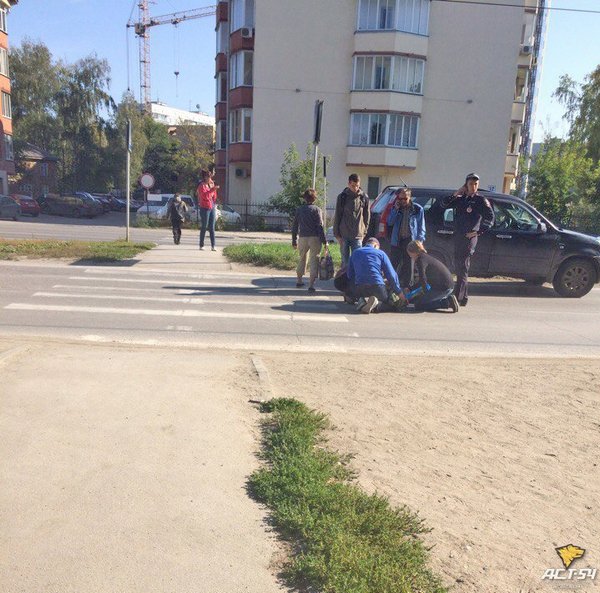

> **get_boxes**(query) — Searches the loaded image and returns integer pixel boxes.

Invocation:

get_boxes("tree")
[266,144,328,219]
[171,124,213,194]
[554,65,600,163]
[526,136,600,232]
[142,117,179,193]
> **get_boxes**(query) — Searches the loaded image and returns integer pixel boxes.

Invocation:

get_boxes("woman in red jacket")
[196,169,219,251]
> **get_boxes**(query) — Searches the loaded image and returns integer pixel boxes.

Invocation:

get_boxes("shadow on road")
[467,280,558,299]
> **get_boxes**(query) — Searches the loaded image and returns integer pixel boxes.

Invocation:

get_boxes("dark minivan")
[369,186,600,298]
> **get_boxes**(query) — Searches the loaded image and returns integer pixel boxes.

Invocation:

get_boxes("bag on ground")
[318,249,335,281]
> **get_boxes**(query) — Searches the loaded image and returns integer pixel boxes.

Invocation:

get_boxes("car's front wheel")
[552,258,597,298]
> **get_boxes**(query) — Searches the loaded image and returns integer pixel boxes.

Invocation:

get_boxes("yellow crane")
[127,2,216,111]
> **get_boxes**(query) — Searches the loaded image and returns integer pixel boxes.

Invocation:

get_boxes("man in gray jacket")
[333,173,370,267]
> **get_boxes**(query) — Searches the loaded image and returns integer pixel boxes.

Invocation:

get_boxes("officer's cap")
[465,173,480,181]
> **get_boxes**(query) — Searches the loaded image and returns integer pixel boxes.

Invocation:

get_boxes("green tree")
[142,117,179,193]
[554,65,600,163]
[266,144,328,219]
[526,137,600,232]
[171,124,213,194]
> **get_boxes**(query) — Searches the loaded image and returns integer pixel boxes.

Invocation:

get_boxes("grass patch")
[249,398,447,593]
[223,242,341,270]
[0,239,155,262]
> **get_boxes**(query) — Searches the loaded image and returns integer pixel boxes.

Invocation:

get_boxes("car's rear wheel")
[552,258,597,298]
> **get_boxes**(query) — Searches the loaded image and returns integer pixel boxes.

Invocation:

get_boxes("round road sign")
[139,172,155,190]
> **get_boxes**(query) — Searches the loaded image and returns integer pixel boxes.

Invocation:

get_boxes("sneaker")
[449,294,459,313]
[296,281,305,288]
[308,286,316,293]
[355,297,367,312]
[343,295,356,305]
[361,295,378,314]
[199,246,205,250]
[459,297,468,307]
[211,247,217,251]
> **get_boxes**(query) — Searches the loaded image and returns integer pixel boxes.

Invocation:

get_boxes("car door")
[488,200,559,278]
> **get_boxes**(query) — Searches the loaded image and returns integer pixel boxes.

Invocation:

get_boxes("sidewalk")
[0,341,286,593]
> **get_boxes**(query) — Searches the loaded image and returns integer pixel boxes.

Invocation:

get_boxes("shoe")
[296,282,305,288]
[459,297,468,307]
[361,295,378,314]
[308,286,316,293]
[343,295,356,305]
[199,246,205,250]
[211,247,217,251]
[449,294,459,313]
[355,297,367,312]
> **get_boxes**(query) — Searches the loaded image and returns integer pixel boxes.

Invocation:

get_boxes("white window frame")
[4,133,13,161]
[216,120,227,150]
[0,9,6,34]
[0,47,8,78]
[230,0,255,33]
[357,0,430,35]
[216,22,229,54]
[353,54,425,94]
[229,51,253,89]
[349,112,420,149]
[216,71,227,102]
[1,91,11,119]
[229,108,252,143]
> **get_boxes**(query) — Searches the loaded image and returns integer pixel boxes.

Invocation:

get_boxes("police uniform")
[442,179,494,305]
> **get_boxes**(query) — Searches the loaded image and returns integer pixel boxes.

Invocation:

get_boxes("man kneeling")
[406,241,459,312]
[347,237,405,313]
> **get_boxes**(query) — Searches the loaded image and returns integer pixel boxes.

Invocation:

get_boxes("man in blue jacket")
[386,187,425,288]
[347,238,405,313]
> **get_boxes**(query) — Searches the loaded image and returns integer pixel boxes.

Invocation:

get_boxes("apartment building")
[214,0,545,204]
[0,0,17,195]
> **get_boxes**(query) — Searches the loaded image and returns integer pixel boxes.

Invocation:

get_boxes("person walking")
[386,187,425,288]
[405,241,459,312]
[291,189,327,293]
[346,238,405,314]
[333,173,370,267]
[441,173,494,306]
[167,193,188,245]
[196,169,219,251]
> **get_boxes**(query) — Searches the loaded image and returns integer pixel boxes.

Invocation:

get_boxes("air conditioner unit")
[240,27,253,38]
[521,45,532,55]
[235,168,250,178]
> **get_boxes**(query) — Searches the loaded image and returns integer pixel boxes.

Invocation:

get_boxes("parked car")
[10,194,40,217]
[37,194,98,218]
[76,192,108,214]
[367,186,600,298]
[217,204,242,224]
[156,195,198,221]
[0,194,20,220]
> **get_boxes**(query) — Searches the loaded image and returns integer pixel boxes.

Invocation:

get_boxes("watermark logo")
[542,544,597,582]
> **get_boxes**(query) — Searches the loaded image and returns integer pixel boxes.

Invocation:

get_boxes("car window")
[371,188,396,214]
[493,202,538,231]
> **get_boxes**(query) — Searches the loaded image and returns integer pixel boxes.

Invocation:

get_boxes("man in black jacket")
[441,173,494,306]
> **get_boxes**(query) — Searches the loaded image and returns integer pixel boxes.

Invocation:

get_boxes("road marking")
[166,325,193,332]
[69,276,254,288]
[83,267,279,279]
[5,303,349,323]
[35,292,204,304]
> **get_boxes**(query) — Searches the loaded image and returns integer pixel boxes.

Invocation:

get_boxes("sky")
[7,0,600,142]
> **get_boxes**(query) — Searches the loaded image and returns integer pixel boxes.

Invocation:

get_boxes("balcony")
[229,143,252,163]
[511,101,526,123]
[346,146,417,169]
[215,53,227,73]
[350,91,422,115]
[217,2,228,23]
[215,102,227,121]
[505,154,519,176]
[229,87,253,109]
[354,31,428,58]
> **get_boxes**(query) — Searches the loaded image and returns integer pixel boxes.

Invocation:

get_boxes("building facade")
[0,0,17,195]
[149,101,216,128]
[214,0,545,205]
[10,143,59,198]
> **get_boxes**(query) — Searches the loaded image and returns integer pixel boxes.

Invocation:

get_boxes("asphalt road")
[1,219,599,356]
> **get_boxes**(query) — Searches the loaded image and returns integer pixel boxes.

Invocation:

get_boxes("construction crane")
[127,2,216,111]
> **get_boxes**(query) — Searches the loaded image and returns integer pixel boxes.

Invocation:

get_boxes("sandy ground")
[258,352,600,593]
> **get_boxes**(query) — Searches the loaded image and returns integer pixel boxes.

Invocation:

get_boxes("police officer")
[441,173,494,307]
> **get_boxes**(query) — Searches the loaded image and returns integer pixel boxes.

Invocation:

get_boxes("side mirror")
[537,222,547,234]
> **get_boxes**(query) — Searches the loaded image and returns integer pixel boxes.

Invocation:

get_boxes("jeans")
[199,206,216,248]
[348,283,394,312]
[171,221,182,244]
[340,238,363,267]
[412,287,454,311]
[454,236,478,301]
[390,238,414,288]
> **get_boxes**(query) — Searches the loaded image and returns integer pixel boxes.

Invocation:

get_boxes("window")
[229,51,253,89]
[514,68,528,101]
[40,162,48,177]
[4,134,15,161]
[1,92,11,118]
[216,72,227,102]
[230,0,254,33]
[216,23,229,54]
[350,113,419,148]
[0,9,6,34]
[0,47,8,77]
[493,202,538,232]
[216,120,227,150]
[229,108,252,143]
[353,55,425,93]
[367,176,381,199]
[357,0,430,34]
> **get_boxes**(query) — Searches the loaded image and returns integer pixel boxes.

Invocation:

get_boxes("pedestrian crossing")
[3,267,351,336]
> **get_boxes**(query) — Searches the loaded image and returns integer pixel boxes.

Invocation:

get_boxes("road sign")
[139,172,155,190]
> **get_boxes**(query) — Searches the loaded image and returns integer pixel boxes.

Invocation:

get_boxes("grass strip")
[249,398,447,593]
[224,242,341,270]
[0,239,155,262]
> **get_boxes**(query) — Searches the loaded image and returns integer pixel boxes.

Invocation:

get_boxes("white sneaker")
[355,297,367,312]
[361,295,379,314]
[199,246,205,250]
[211,247,217,251]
